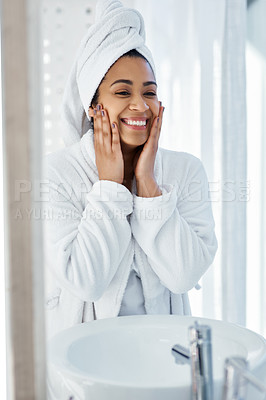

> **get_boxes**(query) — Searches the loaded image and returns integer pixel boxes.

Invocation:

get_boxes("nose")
[128,95,149,112]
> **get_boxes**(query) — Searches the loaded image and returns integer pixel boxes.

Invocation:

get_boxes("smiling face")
[94,56,160,149]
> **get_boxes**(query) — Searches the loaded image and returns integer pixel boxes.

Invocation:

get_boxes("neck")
[121,143,139,178]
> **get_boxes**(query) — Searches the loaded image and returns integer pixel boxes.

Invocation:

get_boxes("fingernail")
[159,101,162,107]
[157,117,160,123]
[101,110,105,117]
[97,104,101,111]
[112,123,115,128]
[93,109,97,115]
[163,107,165,112]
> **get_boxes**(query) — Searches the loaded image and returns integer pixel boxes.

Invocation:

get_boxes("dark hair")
[90,49,151,107]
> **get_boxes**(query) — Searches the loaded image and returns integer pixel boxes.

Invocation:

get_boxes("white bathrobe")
[44,129,217,339]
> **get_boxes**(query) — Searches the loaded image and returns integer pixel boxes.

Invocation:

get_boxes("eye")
[144,92,157,96]
[115,91,130,96]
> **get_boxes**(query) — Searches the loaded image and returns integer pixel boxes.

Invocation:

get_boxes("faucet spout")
[189,322,213,400]
[172,321,213,400]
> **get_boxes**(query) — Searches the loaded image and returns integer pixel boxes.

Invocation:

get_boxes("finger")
[101,109,112,152]
[145,111,162,151]
[156,105,164,140]
[111,122,122,154]
[154,116,161,145]
[150,104,164,140]
[148,115,160,141]
[94,104,103,146]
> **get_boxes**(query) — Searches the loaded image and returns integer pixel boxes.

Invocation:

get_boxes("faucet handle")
[222,357,266,400]
[171,344,190,365]
[222,357,248,400]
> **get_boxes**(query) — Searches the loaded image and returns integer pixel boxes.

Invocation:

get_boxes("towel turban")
[61,0,156,146]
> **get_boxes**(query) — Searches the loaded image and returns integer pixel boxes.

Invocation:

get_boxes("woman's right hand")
[89,104,124,184]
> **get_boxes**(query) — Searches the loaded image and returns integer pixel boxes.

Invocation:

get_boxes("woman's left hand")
[134,104,164,197]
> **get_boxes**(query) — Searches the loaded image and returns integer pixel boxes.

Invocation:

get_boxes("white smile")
[121,119,147,126]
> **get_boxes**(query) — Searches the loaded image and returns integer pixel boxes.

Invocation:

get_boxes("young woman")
[44,0,217,339]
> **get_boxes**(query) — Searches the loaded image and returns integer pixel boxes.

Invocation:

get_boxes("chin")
[121,136,148,148]
[120,129,149,145]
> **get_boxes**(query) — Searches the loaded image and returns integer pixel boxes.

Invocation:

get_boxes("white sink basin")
[47,315,266,400]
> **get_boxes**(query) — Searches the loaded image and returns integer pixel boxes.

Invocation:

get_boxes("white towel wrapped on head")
[61,0,156,146]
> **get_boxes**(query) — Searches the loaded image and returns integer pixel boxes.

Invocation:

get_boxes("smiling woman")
[95,56,158,146]
[43,0,217,342]
[88,54,162,193]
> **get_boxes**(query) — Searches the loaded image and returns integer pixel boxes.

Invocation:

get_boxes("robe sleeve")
[44,173,133,302]
[130,157,217,294]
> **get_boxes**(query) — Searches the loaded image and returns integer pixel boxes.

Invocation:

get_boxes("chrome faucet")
[172,321,213,400]
[222,356,266,400]
[171,322,266,400]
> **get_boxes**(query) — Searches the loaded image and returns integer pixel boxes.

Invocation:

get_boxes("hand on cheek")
[134,102,165,197]
[88,105,124,184]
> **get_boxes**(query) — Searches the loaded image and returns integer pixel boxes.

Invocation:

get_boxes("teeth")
[124,120,146,126]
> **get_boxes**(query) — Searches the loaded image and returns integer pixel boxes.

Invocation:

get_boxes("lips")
[120,117,149,130]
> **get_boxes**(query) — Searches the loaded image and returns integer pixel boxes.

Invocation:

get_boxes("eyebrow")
[110,79,157,87]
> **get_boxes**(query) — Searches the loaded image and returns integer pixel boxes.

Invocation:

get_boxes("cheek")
[100,99,119,119]
[149,99,160,115]
[101,106,116,124]
[151,105,160,118]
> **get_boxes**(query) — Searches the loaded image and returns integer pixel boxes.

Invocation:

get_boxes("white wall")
[0,33,7,400]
